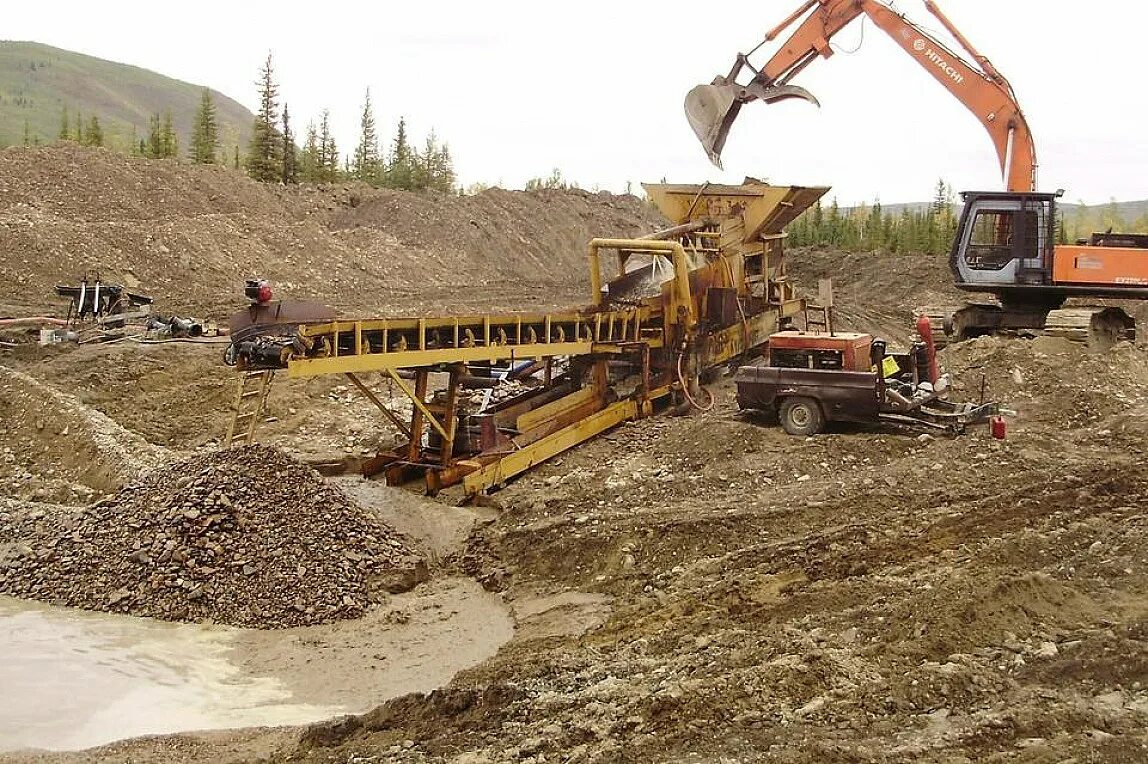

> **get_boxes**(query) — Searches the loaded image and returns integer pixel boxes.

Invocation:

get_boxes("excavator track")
[1044,307,1135,347]
[916,304,1135,349]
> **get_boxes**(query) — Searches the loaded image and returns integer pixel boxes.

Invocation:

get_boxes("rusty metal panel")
[642,181,829,240]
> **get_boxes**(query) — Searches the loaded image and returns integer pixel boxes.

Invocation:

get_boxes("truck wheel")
[779,397,824,436]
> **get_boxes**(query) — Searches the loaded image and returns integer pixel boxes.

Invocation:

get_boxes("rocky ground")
[0,446,425,628]
[1,147,1146,762]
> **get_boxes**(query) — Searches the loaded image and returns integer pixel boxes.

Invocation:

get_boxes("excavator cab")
[950,191,1055,290]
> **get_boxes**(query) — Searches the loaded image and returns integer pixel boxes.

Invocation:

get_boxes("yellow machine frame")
[232,181,827,498]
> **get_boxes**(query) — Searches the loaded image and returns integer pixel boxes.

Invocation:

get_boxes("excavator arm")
[686,0,1037,192]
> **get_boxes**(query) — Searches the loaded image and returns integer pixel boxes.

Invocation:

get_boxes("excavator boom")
[686,0,1037,192]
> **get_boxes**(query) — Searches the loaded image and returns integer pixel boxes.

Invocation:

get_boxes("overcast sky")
[10,1,1147,204]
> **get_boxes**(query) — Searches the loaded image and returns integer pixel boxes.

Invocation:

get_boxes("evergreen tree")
[74,109,82,142]
[146,112,178,159]
[863,201,884,250]
[317,109,338,182]
[385,117,414,190]
[281,104,298,183]
[161,111,178,157]
[413,131,456,192]
[83,115,103,147]
[22,119,31,147]
[190,88,219,164]
[353,88,380,184]
[245,52,283,181]
[301,122,320,182]
[147,113,164,157]
[58,106,69,141]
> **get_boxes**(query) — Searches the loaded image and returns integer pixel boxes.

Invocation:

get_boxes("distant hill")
[0,41,253,157]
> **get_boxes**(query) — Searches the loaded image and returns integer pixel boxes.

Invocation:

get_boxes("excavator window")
[965,211,1015,270]
[964,209,1040,270]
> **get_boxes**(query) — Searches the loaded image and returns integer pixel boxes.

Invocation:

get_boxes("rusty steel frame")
[252,181,828,498]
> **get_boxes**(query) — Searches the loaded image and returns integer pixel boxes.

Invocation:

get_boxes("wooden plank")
[516,386,601,433]
[463,399,638,496]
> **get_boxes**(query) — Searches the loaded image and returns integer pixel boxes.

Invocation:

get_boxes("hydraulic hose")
[676,352,715,413]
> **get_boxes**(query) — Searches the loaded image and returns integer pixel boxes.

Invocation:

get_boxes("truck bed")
[734,364,881,424]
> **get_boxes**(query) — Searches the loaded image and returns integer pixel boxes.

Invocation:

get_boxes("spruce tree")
[58,106,69,141]
[281,104,298,183]
[23,119,31,147]
[301,122,320,182]
[433,141,456,192]
[83,115,103,147]
[147,113,164,157]
[385,117,414,190]
[413,130,456,192]
[161,111,178,158]
[317,109,338,182]
[190,88,219,164]
[245,52,283,181]
[146,112,178,159]
[74,109,83,142]
[353,88,380,184]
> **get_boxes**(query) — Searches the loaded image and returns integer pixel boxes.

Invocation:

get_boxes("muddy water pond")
[0,578,511,752]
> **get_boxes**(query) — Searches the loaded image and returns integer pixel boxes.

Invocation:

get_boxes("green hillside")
[0,41,253,157]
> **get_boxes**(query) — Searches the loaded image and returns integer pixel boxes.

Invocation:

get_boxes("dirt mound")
[0,366,166,503]
[941,334,1148,429]
[0,145,664,318]
[0,445,424,628]
[787,246,964,344]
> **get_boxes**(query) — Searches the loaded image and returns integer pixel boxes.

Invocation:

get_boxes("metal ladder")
[225,370,274,447]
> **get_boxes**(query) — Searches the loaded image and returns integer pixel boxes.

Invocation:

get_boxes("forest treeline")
[787,180,1148,255]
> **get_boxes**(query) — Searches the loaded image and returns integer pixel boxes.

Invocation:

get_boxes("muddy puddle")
[0,578,511,752]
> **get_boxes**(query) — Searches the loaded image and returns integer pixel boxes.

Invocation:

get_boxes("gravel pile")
[0,445,424,628]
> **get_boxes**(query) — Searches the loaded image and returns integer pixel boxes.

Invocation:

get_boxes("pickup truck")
[735,363,999,437]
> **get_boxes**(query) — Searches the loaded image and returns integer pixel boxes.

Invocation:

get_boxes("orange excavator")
[686,0,1148,343]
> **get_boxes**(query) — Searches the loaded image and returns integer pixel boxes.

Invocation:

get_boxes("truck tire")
[779,396,824,436]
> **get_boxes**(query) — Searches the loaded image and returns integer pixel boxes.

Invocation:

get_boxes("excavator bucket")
[684,82,821,168]
[685,84,743,169]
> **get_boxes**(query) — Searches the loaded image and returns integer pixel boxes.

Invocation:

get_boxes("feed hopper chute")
[641,181,828,244]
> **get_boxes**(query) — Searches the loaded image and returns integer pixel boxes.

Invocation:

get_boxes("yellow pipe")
[589,238,693,328]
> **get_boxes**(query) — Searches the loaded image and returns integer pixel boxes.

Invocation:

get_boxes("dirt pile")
[787,246,963,344]
[0,445,424,628]
[0,145,664,318]
[0,365,166,503]
[942,334,1148,431]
